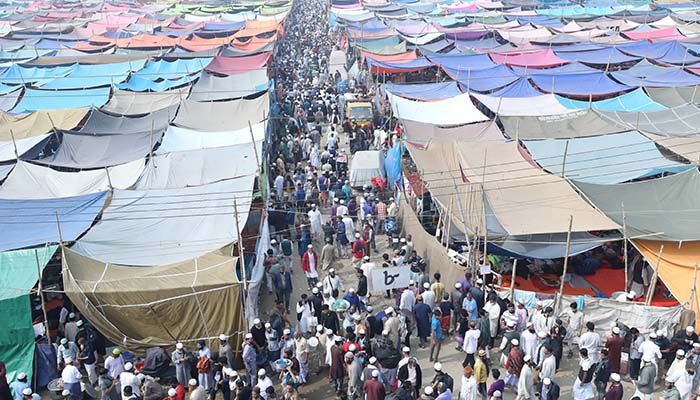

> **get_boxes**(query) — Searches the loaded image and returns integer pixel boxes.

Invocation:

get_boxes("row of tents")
[0,0,288,385]
[334,0,700,332]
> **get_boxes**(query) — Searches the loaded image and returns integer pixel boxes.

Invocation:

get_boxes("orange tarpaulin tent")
[632,239,700,325]
[360,50,417,63]
[178,34,235,52]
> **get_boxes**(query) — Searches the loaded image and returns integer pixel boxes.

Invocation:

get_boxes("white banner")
[371,266,411,291]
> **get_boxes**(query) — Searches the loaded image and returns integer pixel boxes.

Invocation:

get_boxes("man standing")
[539,346,557,381]
[579,322,601,364]
[273,264,293,313]
[629,328,644,380]
[475,350,489,399]
[61,359,82,400]
[321,238,336,271]
[363,370,385,400]
[605,327,624,374]
[242,334,257,386]
[462,321,481,368]
[484,294,501,346]
[301,244,320,290]
[604,373,623,400]
[594,349,611,400]
[536,378,560,400]
[171,343,191,386]
[634,354,657,400]
[414,295,432,348]
[517,355,535,400]
[460,366,478,400]
[521,323,539,361]
[563,303,585,358]
[322,268,344,297]
[400,282,416,341]
[9,373,28,400]
[356,268,369,306]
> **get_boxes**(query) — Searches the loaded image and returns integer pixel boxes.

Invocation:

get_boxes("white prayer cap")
[62,390,70,396]
[176,342,184,349]
[649,332,657,339]
[386,307,395,314]
[677,349,685,356]
[307,244,313,249]
[124,362,133,371]
[253,318,261,325]
[402,347,410,353]
[349,288,355,293]
[22,388,31,396]
[611,373,621,382]
[312,288,319,294]
[316,325,324,332]
[245,333,253,339]
[257,369,266,376]
[369,357,377,364]
[455,282,462,288]
[329,268,335,273]
[543,378,552,385]
[686,326,695,333]
[537,331,547,338]
[434,362,442,371]
[355,233,360,238]
[493,390,502,397]
[69,312,75,318]
[168,389,177,396]
[371,369,379,378]
[17,373,26,380]
[423,282,430,289]
[511,338,519,346]
[189,378,198,386]
[219,334,227,341]
[524,355,531,362]
[612,327,620,335]
[349,344,357,352]
[363,256,370,261]
[283,329,291,335]
[76,320,83,327]
[656,329,665,337]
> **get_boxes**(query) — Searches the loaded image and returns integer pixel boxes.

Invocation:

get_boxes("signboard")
[371,266,411,291]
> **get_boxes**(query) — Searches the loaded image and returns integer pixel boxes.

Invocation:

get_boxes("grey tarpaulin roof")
[596,105,700,136]
[645,87,699,108]
[572,168,700,241]
[30,130,161,169]
[189,70,269,101]
[101,86,189,116]
[78,106,178,135]
[499,109,625,139]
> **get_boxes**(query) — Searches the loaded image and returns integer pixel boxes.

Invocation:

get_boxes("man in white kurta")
[484,297,501,341]
[520,323,539,361]
[308,205,324,241]
[517,356,535,400]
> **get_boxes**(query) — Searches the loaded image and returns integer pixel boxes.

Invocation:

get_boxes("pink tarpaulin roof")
[205,52,271,75]
[622,26,684,41]
[490,49,569,68]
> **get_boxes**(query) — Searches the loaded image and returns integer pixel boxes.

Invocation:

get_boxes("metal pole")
[35,248,51,344]
[556,216,574,315]
[645,244,664,306]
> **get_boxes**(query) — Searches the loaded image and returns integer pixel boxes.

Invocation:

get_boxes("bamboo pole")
[35,247,51,344]
[561,140,569,178]
[445,197,453,249]
[622,204,629,292]
[233,198,249,332]
[509,259,518,302]
[555,216,574,315]
[646,244,664,306]
[690,264,699,314]
[9,129,18,158]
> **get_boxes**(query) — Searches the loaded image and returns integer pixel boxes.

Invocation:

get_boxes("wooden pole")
[445,197,453,249]
[561,140,569,178]
[35,248,51,344]
[233,197,250,332]
[690,264,700,314]
[622,204,629,291]
[104,167,113,190]
[646,244,664,306]
[556,216,574,315]
[54,212,64,244]
[9,129,18,158]
[509,259,518,302]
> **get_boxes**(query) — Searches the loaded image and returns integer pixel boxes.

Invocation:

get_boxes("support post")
[561,140,569,178]
[646,244,664,306]
[556,216,574,315]
[509,259,518,302]
[233,197,249,332]
[622,204,629,291]
[35,247,51,344]
[9,129,18,158]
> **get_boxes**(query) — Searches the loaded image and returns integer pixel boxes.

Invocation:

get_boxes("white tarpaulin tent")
[386,92,489,125]
[0,159,145,199]
[172,91,269,132]
[156,122,265,154]
[472,93,573,116]
[349,150,385,187]
[135,142,261,189]
[0,134,49,162]
[72,176,256,266]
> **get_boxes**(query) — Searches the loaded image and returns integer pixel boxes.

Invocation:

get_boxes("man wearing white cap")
[422,282,436,310]
[606,327,625,374]
[218,334,234,369]
[672,326,698,353]
[308,203,324,241]
[9,372,28,400]
[189,379,206,400]
[301,244,320,289]
[64,313,79,343]
[536,377,561,400]
[322,268,344,297]
[61,358,82,400]
[171,343,190,386]
[517,355,535,400]
[604,373,623,400]
[520,322,538,361]
[242,333,257,385]
[256,369,273,400]
[633,353,657,400]
[265,323,281,363]
[639,332,662,365]
[56,337,79,369]
[119,362,141,399]
[667,349,688,381]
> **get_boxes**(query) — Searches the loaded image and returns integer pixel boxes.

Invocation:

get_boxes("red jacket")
[352,239,366,259]
[175,384,185,400]
[301,250,318,273]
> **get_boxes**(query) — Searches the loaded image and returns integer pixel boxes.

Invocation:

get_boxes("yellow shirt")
[474,358,488,384]
[431,282,446,304]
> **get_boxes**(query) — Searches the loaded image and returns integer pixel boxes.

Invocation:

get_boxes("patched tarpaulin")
[573,169,700,241]
[0,191,108,252]
[72,176,256,266]
[31,130,159,169]
[173,90,269,131]
[62,247,245,351]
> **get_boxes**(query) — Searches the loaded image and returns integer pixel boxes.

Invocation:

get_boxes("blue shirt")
[10,381,28,400]
[463,298,478,320]
[431,316,443,340]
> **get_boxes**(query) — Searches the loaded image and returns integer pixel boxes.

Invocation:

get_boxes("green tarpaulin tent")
[0,245,57,382]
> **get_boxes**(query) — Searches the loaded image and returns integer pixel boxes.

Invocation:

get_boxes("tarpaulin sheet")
[135,141,261,189]
[511,62,597,76]
[498,27,552,45]
[33,130,158,169]
[642,131,700,161]
[489,232,608,259]
[0,134,49,162]
[0,63,75,85]
[0,159,145,199]
[573,169,700,241]
[78,106,176,135]
[131,57,212,79]
[500,109,626,139]
[157,122,265,154]
[0,191,107,252]
[556,46,640,64]
[367,56,433,73]
[101,86,188,115]
[610,59,673,78]
[173,91,269,131]
[490,48,569,67]
[0,86,20,112]
[489,78,544,98]
[622,26,684,41]
[632,239,700,327]
[190,70,269,100]
[556,88,667,112]
[453,65,520,92]
[522,131,692,184]
[116,72,200,92]
[0,109,88,140]
[63,246,244,352]
[383,81,461,100]
[409,140,618,236]
[0,245,57,383]
[645,86,698,108]
[204,52,270,75]
[427,53,497,70]
[596,104,700,136]
[613,68,700,87]
[12,87,110,113]
[360,49,416,62]
[400,32,444,45]
[72,176,255,266]
[530,72,631,96]
[473,92,572,116]
[387,92,488,125]
[40,61,147,89]
[400,119,504,146]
